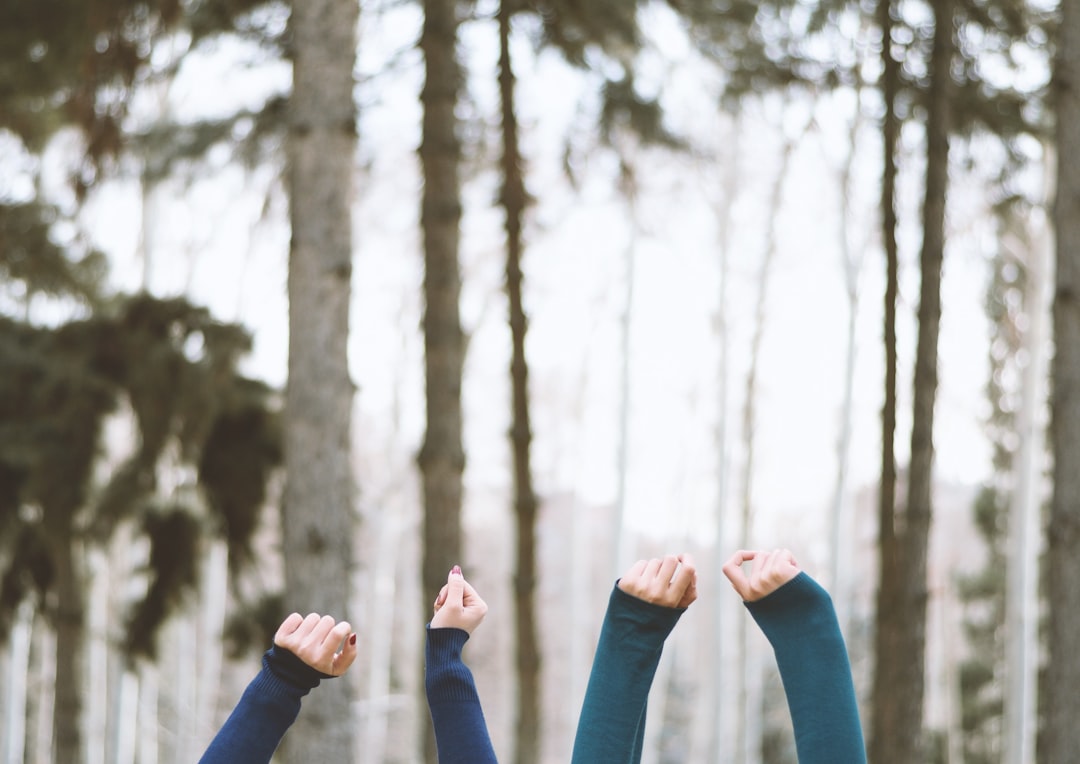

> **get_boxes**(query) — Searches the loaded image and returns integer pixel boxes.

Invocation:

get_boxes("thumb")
[722,550,754,600]
[444,565,465,607]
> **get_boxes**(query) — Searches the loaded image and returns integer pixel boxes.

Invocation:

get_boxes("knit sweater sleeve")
[744,572,867,764]
[198,646,329,764]
[425,626,498,764]
[570,585,685,764]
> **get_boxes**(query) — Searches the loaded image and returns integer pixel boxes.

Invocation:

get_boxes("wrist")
[264,644,333,689]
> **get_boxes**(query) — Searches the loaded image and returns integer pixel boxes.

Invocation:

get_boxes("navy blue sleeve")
[571,585,685,764]
[198,645,328,764]
[745,572,867,764]
[425,626,499,764]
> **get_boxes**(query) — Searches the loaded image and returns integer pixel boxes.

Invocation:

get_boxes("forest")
[0,0,1075,762]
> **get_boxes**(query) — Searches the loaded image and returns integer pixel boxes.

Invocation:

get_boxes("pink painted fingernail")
[451,565,462,576]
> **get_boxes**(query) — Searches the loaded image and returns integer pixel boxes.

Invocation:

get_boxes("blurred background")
[0,0,1069,762]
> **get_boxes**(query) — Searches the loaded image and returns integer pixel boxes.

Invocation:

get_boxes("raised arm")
[723,549,867,764]
[424,566,498,764]
[199,612,357,764]
[571,554,697,764]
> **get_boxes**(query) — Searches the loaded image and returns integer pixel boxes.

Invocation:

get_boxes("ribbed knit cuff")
[744,572,833,643]
[606,582,686,643]
[425,626,478,703]
[263,645,332,692]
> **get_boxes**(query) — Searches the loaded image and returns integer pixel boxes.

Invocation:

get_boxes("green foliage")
[123,504,201,659]
[0,293,282,662]
[0,0,283,196]
[529,0,643,66]
[599,75,686,150]
[0,203,107,302]
[184,0,287,47]
[674,0,1053,155]
[675,0,858,102]
[221,590,284,659]
[0,523,52,638]
[199,385,282,570]
[0,0,289,671]
[0,0,183,187]
[134,96,288,184]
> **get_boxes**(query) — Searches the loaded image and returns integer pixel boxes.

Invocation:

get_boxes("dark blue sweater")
[198,646,330,763]
[200,628,498,764]
[424,626,499,763]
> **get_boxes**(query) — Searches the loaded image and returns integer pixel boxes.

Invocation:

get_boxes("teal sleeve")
[745,572,867,764]
[571,585,685,764]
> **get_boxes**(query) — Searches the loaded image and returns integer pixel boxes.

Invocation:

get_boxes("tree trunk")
[282,0,359,759]
[51,529,85,764]
[4,602,32,764]
[418,0,466,759]
[27,607,57,764]
[1045,0,1080,756]
[877,2,953,760]
[1002,155,1051,764]
[869,0,902,756]
[138,663,159,764]
[497,6,542,764]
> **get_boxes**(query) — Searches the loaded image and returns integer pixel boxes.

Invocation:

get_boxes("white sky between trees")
[68,0,1007,560]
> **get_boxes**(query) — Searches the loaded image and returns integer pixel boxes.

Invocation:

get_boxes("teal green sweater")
[745,572,866,763]
[571,586,685,763]
[571,573,866,763]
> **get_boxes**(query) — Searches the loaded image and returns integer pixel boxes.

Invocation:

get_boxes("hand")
[274,612,357,677]
[430,565,488,634]
[618,553,698,609]
[722,548,800,602]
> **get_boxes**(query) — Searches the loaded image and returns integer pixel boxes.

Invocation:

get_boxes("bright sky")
[69,2,1032,557]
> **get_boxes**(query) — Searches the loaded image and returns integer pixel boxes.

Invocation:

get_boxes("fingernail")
[451,565,462,576]
[349,634,357,646]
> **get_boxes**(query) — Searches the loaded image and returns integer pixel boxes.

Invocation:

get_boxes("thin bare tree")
[418,0,468,758]
[872,0,953,759]
[1002,168,1051,764]
[495,4,543,761]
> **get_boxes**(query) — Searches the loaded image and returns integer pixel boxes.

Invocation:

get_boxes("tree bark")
[28,608,57,764]
[1002,160,1051,764]
[1045,1,1080,757]
[497,6,542,764]
[3,602,31,764]
[870,0,902,757]
[875,1,952,760]
[282,0,359,759]
[51,529,85,764]
[418,0,466,759]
